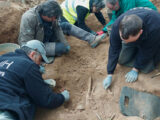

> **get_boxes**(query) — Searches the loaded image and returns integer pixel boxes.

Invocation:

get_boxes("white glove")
[44,79,56,88]
[61,90,70,102]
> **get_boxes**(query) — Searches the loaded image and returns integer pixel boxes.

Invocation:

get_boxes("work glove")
[97,30,104,35]
[125,70,138,82]
[44,79,56,88]
[91,31,98,36]
[103,75,112,89]
[61,90,70,102]
[39,65,45,74]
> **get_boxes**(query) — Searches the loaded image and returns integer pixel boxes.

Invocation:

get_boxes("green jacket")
[103,0,157,32]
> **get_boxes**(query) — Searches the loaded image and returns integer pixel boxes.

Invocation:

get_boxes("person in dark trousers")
[0,40,69,120]
[61,0,106,35]
[18,0,107,58]
[102,8,160,89]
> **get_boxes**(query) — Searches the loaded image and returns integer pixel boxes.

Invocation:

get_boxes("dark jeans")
[60,16,72,35]
[60,16,95,43]
[118,42,155,73]
[60,16,69,23]
[55,42,69,56]
[60,22,72,35]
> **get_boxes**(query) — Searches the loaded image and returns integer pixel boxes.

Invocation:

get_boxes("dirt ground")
[0,0,160,120]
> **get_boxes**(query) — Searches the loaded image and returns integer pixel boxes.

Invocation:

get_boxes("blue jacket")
[0,49,64,120]
[107,8,160,74]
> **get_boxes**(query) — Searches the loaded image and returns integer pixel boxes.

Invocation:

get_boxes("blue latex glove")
[39,65,45,74]
[61,90,70,102]
[125,70,138,82]
[103,75,112,89]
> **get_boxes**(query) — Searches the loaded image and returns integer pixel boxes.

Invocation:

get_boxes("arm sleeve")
[134,30,159,69]
[76,6,92,32]
[24,64,65,109]
[103,11,117,32]
[18,14,36,45]
[107,24,122,74]
[135,0,157,11]
[94,12,106,25]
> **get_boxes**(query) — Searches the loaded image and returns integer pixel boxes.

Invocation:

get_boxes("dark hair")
[106,0,118,5]
[93,0,105,11]
[38,0,62,19]
[119,14,143,39]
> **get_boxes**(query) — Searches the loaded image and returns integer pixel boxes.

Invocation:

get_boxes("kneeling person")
[103,8,160,89]
[0,40,69,120]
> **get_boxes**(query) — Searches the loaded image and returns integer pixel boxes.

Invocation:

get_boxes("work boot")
[90,33,107,48]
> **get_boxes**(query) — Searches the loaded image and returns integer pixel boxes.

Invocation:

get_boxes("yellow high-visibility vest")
[61,0,90,24]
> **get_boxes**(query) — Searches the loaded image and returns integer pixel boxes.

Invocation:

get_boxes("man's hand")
[61,90,70,102]
[103,75,112,89]
[125,68,138,82]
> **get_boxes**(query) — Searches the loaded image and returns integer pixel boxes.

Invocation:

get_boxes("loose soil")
[0,1,160,120]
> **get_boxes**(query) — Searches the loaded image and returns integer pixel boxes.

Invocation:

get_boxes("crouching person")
[0,40,69,120]
[103,8,160,89]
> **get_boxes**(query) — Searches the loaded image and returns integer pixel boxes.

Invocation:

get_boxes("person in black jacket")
[103,8,160,89]
[0,40,69,120]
